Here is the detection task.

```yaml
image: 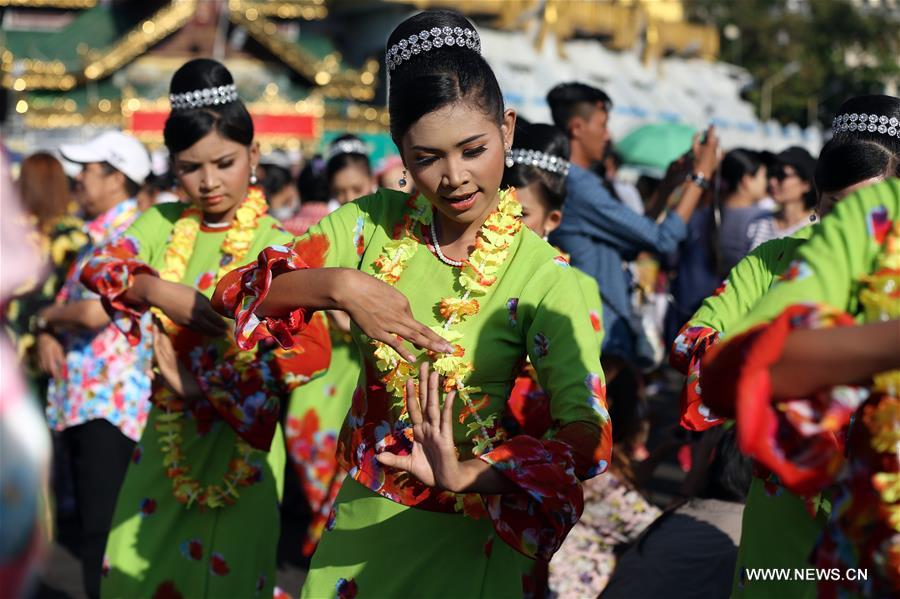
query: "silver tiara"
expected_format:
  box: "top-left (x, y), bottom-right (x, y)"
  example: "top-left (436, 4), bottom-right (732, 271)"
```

top-left (169, 84), bottom-right (239, 111)
top-left (327, 139), bottom-right (370, 161)
top-left (386, 26), bottom-right (481, 71)
top-left (509, 148), bottom-right (570, 177)
top-left (831, 112), bottom-right (900, 139)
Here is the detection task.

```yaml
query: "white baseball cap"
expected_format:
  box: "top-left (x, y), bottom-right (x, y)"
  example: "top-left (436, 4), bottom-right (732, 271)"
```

top-left (59, 131), bottom-right (151, 185)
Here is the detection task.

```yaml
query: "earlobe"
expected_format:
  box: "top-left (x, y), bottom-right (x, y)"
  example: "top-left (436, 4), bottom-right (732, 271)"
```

top-left (502, 108), bottom-right (517, 147)
top-left (545, 210), bottom-right (562, 235)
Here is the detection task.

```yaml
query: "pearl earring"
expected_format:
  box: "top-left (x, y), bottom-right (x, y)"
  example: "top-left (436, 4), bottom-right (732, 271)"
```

top-left (398, 169), bottom-right (407, 188)
top-left (249, 168), bottom-right (258, 186)
top-left (505, 148), bottom-right (514, 168)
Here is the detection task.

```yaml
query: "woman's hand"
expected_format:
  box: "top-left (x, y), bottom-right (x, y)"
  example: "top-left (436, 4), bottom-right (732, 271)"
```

top-left (692, 125), bottom-right (721, 177)
top-left (376, 363), bottom-right (463, 490)
top-left (36, 332), bottom-right (65, 379)
top-left (326, 309), bottom-right (352, 334)
top-left (337, 271), bottom-right (453, 362)
top-left (152, 322), bottom-right (203, 401)
top-left (140, 276), bottom-right (228, 337)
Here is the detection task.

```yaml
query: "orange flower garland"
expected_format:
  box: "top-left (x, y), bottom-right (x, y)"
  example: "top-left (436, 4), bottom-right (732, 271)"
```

top-left (859, 220), bottom-right (900, 538)
top-left (370, 188), bottom-right (522, 455)
top-left (153, 187), bottom-right (268, 510)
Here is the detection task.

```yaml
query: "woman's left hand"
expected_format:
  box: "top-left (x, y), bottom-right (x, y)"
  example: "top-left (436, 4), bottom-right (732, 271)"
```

top-left (375, 362), bottom-right (463, 491)
top-left (152, 321), bottom-right (203, 402)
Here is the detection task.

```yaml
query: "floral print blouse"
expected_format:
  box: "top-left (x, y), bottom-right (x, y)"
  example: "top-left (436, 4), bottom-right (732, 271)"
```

top-left (46, 199), bottom-right (153, 441)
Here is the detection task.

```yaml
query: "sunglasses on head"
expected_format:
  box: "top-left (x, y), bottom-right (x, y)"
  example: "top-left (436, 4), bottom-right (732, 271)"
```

top-left (771, 167), bottom-right (798, 182)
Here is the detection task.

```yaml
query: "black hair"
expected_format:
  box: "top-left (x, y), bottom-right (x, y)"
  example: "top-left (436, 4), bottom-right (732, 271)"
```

top-left (386, 10), bottom-right (504, 145)
top-left (163, 58), bottom-right (254, 154)
top-left (99, 161), bottom-right (140, 197)
top-left (325, 134), bottom-right (372, 183)
top-left (297, 154), bottom-right (329, 203)
top-left (636, 426), bottom-right (751, 556)
top-left (719, 148), bottom-right (764, 195)
top-left (501, 122), bottom-right (570, 210)
top-left (815, 95), bottom-right (900, 194)
top-left (605, 362), bottom-right (649, 489)
top-left (261, 164), bottom-right (294, 200)
top-left (774, 146), bottom-right (818, 210)
top-left (604, 147), bottom-right (623, 170)
top-left (546, 82), bottom-right (612, 134)
top-left (708, 150), bottom-right (764, 279)
top-left (700, 427), bottom-right (752, 502)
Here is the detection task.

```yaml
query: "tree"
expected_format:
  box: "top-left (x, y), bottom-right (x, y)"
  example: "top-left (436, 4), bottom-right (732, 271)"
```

top-left (687, 0), bottom-right (899, 127)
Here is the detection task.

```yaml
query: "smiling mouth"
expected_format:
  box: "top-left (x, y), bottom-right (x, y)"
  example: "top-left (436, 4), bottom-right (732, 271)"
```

top-left (442, 191), bottom-right (477, 203)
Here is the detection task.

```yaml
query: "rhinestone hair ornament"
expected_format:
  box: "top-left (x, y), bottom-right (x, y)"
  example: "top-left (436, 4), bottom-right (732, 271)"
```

top-left (832, 112), bottom-right (900, 140)
top-left (509, 148), bottom-right (570, 177)
top-left (386, 26), bottom-right (481, 72)
top-left (327, 138), bottom-right (370, 161)
top-left (169, 83), bottom-right (239, 111)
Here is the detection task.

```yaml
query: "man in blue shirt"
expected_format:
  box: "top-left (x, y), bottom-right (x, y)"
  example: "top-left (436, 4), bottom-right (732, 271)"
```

top-left (547, 82), bottom-right (716, 364)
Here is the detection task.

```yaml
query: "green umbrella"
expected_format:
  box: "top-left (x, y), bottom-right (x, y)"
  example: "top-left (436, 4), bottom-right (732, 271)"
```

top-left (615, 123), bottom-right (697, 173)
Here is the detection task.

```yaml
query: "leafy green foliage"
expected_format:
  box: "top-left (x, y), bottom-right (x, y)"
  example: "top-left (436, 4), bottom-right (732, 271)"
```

top-left (686, 0), bottom-right (899, 126)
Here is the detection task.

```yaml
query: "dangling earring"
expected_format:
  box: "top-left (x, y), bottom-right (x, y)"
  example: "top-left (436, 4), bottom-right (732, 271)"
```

top-left (505, 148), bottom-right (514, 168)
top-left (809, 213), bottom-right (817, 222)
top-left (398, 169), bottom-right (407, 188)
top-left (249, 167), bottom-right (258, 186)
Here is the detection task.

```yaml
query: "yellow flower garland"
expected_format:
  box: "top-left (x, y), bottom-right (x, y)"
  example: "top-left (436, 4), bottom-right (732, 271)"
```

top-left (153, 187), bottom-right (267, 510)
top-left (859, 220), bottom-right (900, 520)
top-left (370, 188), bottom-right (522, 456)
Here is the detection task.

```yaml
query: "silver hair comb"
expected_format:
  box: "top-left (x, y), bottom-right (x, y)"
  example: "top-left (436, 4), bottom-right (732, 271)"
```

top-left (386, 26), bottom-right (481, 72)
top-left (509, 148), bottom-right (570, 177)
top-left (832, 112), bottom-right (900, 139)
top-left (169, 84), bottom-right (239, 111)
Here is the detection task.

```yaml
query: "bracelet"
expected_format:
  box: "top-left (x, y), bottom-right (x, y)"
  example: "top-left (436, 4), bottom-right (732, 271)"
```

top-left (685, 171), bottom-right (711, 190)
top-left (30, 313), bottom-right (52, 335)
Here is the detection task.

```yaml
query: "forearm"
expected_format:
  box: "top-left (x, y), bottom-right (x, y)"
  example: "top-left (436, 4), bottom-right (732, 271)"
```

top-left (123, 273), bottom-right (160, 308)
top-left (42, 300), bottom-right (110, 331)
top-left (453, 459), bottom-right (519, 494)
top-left (673, 180), bottom-right (703, 223)
top-left (769, 319), bottom-right (900, 397)
top-left (256, 268), bottom-right (353, 317)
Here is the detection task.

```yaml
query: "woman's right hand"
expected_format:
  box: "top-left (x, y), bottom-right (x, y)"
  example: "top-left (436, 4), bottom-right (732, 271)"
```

top-left (337, 270), bottom-right (454, 362)
top-left (140, 276), bottom-right (228, 337)
top-left (692, 125), bottom-right (721, 177)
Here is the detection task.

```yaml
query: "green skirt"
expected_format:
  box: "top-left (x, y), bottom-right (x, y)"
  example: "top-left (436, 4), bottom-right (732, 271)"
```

top-left (731, 477), bottom-right (830, 598)
top-left (101, 404), bottom-right (286, 598)
top-left (300, 478), bottom-right (532, 598)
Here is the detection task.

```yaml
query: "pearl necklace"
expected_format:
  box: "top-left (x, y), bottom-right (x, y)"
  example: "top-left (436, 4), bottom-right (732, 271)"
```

top-left (202, 219), bottom-right (232, 229)
top-left (429, 219), bottom-right (464, 267)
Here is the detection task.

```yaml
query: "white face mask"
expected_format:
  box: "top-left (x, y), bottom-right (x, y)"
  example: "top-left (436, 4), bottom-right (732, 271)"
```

top-left (270, 205), bottom-right (298, 221)
top-left (327, 199), bottom-right (341, 213)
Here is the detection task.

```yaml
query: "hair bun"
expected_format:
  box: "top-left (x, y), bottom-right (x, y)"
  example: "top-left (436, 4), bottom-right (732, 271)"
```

top-left (169, 58), bottom-right (235, 96)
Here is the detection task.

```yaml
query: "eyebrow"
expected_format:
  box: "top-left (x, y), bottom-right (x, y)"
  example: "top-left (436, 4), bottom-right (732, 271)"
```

top-left (176, 152), bottom-right (237, 165)
top-left (412, 133), bottom-right (487, 152)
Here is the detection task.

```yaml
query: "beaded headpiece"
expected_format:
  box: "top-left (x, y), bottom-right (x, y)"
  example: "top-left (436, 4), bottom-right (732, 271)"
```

top-left (509, 148), bottom-right (570, 177)
top-left (169, 84), bottom-right (239, 111)
top-left (326, 138), bottom-right (370, 161)
top-left (832, 112), bottom-right (900, 139)
top-left (386, 26), bottom-right (481, 71)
